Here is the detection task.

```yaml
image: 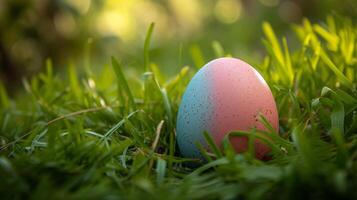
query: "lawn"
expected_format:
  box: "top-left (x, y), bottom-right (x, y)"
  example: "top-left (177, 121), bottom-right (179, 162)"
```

top-left (1, 16), bottom-right (357, 200)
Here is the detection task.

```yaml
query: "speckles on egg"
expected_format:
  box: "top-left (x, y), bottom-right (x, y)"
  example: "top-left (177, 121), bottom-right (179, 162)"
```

top-left (176, 57), bottom-right (279, 160)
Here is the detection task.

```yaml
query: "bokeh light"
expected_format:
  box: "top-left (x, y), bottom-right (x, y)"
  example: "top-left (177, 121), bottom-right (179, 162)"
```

top-left (0, 0), bottom-right (356, 89)
top-left (54, 12), bottom-right (77, 38)
top-left (214, 0), bottom-right (242, 24)
top-left (259, 0), bottom-right (280, 7)
top-left (65, 0), bottom-right (91, 14)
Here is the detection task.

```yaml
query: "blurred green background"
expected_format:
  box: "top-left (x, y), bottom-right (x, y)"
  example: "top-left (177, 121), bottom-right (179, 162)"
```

top-left (1, 0), bottom-right (356, 91)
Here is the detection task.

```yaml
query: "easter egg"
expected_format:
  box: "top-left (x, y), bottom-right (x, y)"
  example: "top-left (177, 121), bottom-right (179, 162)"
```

top-left (176, 57), bottom-right (279, 160)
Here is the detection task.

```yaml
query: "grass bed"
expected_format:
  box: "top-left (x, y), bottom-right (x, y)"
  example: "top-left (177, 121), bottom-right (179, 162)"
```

top-left (1, 16), bottom-right (357, 200)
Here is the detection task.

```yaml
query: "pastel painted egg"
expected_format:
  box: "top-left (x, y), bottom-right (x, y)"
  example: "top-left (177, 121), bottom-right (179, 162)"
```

top-left (176, 57), bottom-right (279, 160)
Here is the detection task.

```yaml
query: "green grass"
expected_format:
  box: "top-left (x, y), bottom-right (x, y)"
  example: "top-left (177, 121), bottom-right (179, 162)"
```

top-left (1, 16), bottom-right (357, 200)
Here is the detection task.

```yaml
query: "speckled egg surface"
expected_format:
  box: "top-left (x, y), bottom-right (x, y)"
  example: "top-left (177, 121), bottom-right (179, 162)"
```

top-left (176, 57), bottom-right (279, 159)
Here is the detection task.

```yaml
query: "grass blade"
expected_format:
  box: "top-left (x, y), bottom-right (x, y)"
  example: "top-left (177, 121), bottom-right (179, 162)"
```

top-left (331, 100), bottom-right (345, 135)
top-left (112, 57), bottom-right (136, 109)
top-left (203, 131), bottom-right (223, 158)
top-left (262, 22), bottom-right (285, 67)
top-left (0, 81), bottom-right (9, 108)
top-left (320, 51), bottom-right (353, 88)
top-left (156, 158), bottom-right (167, 184)
top-left (212, 40), bottom-right (225, 57)
top-left (144, 22), bottom-right (155, 71)
top-left (68, 63), bottom-right (81, 100)
top-left (189, 44), bottom-right (205, 69)
top-left (101, 110), bottom-right (139, 140)
top-left (282, 37), bottom-right (294, 84)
